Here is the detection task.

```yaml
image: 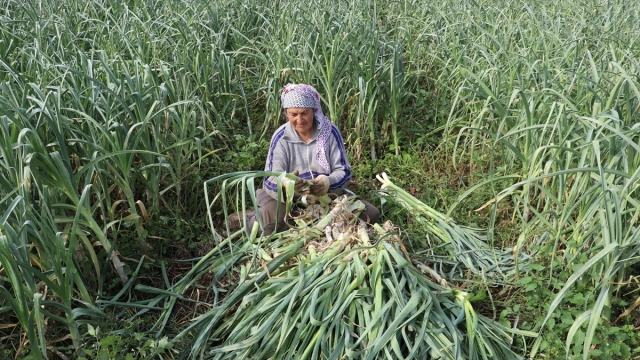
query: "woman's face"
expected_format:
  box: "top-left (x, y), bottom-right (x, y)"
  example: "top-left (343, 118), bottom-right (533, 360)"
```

top-left (285, 107), bottom-right (314, 135)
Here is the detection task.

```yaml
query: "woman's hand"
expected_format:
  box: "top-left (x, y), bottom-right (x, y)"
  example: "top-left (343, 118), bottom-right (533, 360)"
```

top-left (309, 175), bottom-right (330, 196)
top-left (292, 170), bottom-right (308, 194)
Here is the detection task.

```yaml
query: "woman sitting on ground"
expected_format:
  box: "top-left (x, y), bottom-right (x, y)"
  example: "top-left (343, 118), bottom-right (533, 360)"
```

top-left (242, 83), bottom-right (380, 235)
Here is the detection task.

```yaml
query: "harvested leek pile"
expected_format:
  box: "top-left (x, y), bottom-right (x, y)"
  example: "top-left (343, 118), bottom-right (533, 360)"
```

top-left (162, 172), bottom-right (535, 359)
top-left (128, 172), bottom-right (535, 358)
top-left (376, 173), bottom-right (533, 279)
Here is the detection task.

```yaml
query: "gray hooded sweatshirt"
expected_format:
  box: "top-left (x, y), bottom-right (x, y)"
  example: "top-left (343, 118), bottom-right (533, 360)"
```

top-left (263, 119), bottom-right (351, 200)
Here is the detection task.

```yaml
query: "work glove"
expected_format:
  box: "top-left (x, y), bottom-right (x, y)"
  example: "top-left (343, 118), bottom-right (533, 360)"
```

top-left (309, 175), bottom-right (330, 196)
top-left (291, 170), bottom-right (308, 194)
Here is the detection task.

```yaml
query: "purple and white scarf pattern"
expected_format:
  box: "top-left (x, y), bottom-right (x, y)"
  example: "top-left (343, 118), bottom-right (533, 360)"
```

top-left (281, 83), bottom-right (332, 173)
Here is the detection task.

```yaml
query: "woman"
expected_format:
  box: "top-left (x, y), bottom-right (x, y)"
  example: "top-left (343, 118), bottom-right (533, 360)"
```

top-left (244, 83), bottom-right (380, 235)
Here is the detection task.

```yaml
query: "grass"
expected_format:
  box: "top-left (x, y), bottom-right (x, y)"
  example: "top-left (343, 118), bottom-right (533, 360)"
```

top-left (1, 0), bottom-right (640, 358)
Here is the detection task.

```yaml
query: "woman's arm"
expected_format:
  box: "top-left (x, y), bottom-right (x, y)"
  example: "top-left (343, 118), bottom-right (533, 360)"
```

top-left (263, 126), bottom-right (290, 196)
top-left (326, 124), bottom-right (351, 191)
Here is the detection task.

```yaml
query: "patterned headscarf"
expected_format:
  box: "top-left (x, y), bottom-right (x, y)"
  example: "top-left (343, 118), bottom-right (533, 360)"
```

top-left (281, 83), bottom-right (332, 172)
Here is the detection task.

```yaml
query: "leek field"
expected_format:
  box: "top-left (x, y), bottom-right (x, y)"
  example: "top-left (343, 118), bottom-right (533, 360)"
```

top-left (1, 0), bottom-right (640, 358)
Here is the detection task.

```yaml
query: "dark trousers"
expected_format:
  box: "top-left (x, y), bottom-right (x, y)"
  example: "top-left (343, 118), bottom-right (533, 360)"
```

top-left (246, 189), bottom-right (381, 236)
